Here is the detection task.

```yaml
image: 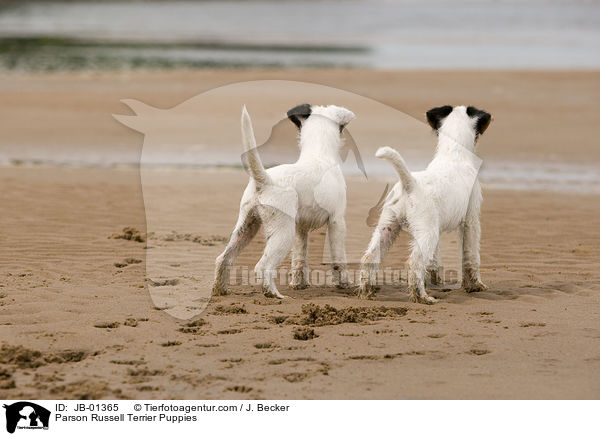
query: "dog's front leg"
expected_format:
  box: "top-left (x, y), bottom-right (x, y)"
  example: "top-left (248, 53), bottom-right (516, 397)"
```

top-left (426, 240), bottom-right (442, 287)
top-left (328, 216), bottom-right (349, 289)
top-left (460, 217), bottom-right (487, 293)
top-left (461, 184), bottom-right (487, 293)
top-left (290, 226), bottom-right (310, 290)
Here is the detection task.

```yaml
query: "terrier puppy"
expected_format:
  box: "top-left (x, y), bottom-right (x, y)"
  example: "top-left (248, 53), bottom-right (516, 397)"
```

top-left (359, 105), bottom-right (492, 304)
top-left (214, 104), bottom-right (355, 298)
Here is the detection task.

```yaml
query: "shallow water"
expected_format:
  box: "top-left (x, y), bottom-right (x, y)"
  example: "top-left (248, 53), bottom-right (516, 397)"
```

top-left (1, 0), bottom-right (599, 70)
top-left (2, 152), bottom-right (599, 195)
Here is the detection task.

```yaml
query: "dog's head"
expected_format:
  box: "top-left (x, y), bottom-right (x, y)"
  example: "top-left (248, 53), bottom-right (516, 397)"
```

top-left (287, 103), bottom-right (355, 136)
top-left (426, 105), bottom-right (492, 148)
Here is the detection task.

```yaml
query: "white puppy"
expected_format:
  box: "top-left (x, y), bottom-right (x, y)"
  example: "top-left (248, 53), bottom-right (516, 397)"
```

top-left (359, 105), bottom-right (492, 304)
top-left (214, 104), bottom-right (355, 298)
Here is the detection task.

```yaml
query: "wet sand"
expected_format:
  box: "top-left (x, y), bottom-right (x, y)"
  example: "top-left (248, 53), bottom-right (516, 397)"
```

top-left (1, 167), bottom-right (599, 399)
top-left (0, 69), bottom-right (599, 399)
top-left (1, 69), bottom-right (599, 164)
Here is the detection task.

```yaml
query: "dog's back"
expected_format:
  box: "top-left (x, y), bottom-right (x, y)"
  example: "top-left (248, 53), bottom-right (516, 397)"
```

top-left (416, 149), bottom-right (481, 231)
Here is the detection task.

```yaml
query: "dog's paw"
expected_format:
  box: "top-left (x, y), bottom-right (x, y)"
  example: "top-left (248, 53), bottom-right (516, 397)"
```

top-left (290, 279), bottom-right (310, 290)
top-left (264, 290), bottom-right (289, 299)
top-left (409, 295), bottom-right (437, 305)
top-left (357, 284), bottom-right (377, 299)
top-left (290, 271), bottom-right (309, 290)
top-left (212, 285), bottom-right (229, 296)
top-left (422, 295), bottom-right (437, 304)
top-left (357, 292), bottom-right (374, 300)
top-left (289, 281), bottom-right (309, 290)
top-left (409, 289), bottom-right (437, 305)
top-left (464, 281), bottom-right (488, 293)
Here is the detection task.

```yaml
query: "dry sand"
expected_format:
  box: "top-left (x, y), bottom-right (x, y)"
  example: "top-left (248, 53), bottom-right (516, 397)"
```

top-left (0, 70), bottom-right (599, 399)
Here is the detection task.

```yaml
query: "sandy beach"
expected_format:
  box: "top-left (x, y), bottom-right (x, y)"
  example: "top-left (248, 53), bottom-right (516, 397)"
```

top-left (0, 69), bottom-right (599, 399)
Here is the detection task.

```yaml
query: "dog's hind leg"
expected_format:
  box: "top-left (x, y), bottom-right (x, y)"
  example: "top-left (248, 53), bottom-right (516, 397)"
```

top-left (328, 216), bottom-right (349, 288)
top-left (213, 208), bottom-right (260, 296)
top-left (408, 227), bottom-right (439, 304)
top-left (255, 209), bottom-right (295, 299)
top-left (426, 240), bottom-right (442, 287)
top-left (358, 211), bottom-right (400, 299)
top-left (290, 226), bottom-right (310, 290)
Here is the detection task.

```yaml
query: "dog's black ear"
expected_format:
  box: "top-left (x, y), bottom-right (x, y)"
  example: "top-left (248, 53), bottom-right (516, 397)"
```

top-left (466, 106), bottom-right (492, 136)
top-left (287, 103), bottom-right (312, 130)
top-left (426, 105), bottom-right (453, 131)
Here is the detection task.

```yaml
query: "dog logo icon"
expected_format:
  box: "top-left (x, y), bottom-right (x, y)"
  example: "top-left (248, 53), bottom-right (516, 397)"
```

top-left (3, 402), bottom-right (50, 434)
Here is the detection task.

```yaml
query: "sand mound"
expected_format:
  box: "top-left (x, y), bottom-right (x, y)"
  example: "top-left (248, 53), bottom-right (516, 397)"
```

top-left (0, 345), bottom-right (90, 369)
top-left (109, 227), bottom-right (145, 243)
top-left (148, 231), bottom-right (227, 246)
top-left (293, 327), bottom-right (318, 340)
top-left (288, 304), bottom-right (408, 326)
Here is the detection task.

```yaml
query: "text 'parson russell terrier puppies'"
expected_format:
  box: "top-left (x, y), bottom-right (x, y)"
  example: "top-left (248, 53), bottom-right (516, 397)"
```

top-left (214, 104), bottom-right (355, 298)
top-left (359, 105), bottom-right (492, 304)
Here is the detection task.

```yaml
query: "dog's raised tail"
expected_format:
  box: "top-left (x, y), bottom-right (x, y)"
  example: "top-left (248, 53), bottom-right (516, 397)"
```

top-left (375, 146), bottom-right (415, 193)
top-left (241, 106), bottom-right (271, 185)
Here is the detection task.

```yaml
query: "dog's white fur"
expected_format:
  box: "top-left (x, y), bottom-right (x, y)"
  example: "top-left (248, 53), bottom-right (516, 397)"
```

top-left (214, 104), bottom-right (355, 298)
top-left (359, 105), bottom-right (491, 304)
